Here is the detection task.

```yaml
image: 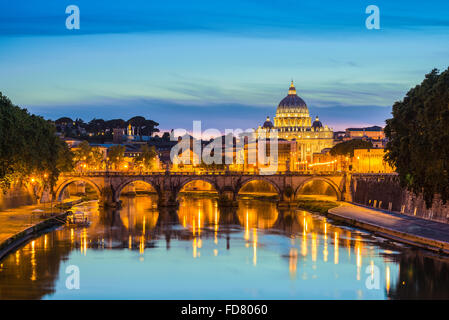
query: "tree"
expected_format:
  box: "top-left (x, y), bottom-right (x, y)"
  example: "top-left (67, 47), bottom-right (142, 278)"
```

top-left (55, 117), bottom-right (74, 125)
top-left (105, 119), bottom-right (126, 130)
top-left (162, 132), bottom-right (171, 141)
top-left (86, 118), bottom-right (106, 135)
top-left (73, 141), bottom-right (103, 170)
top-left (330, 139), bottom-right (373, 157)
top-left (133, 145), bottom-right (157, 171)
top-left (142, 119), bottom-right (160, 136)
top-left (384, 68), bottom-right (449, 207)
top-left (0, 92), bottom-right (74, 193)
top-left (108, 145), bottom-right (126, 170)
top-left (127, 116), bottom-right (160, 139)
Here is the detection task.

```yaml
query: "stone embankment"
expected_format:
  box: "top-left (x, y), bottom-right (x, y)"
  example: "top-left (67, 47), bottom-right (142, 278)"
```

top-left (0, 212), bottom-right (69, 261)
top-left (328, 203), bottom-right (449, 254)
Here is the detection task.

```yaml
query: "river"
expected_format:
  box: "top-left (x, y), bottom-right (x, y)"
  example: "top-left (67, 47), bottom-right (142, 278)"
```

top-left (1, 195), bottom-right (449, 299)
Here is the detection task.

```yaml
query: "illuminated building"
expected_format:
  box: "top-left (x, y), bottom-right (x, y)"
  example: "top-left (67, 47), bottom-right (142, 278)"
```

top-left (353, 148), bottom-right (394, 173)
top-left (172, 148), bottom-right (200, 172)
top-left (257, 81), bottom-right (334, 163)
top-left (346, 126), bottom-right (385, 140)
top-left (236, 139), bottom-right (298, 172)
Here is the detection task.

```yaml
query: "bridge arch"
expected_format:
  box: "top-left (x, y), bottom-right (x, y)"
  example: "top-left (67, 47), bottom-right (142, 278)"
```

top-left (115, 178), bottom-right (161, 201)
top-left (294, 177), bottom-right (342, 200)
top-left (54, 177), bottom-right (102, 202)
top-left (177, 178), bottom-right (220, 195)
top-left (237, 177), bottom-right (282, 198)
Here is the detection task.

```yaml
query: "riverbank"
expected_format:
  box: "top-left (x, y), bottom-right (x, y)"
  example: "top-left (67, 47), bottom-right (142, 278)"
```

top-left (296, 198), bottom-right (449, 255)
top-left (328, 203), bottom-right (449, 255)
top-left (0, 211), bottom-right (69, 261)
top-left (0, 197), bottom-right (85, 261)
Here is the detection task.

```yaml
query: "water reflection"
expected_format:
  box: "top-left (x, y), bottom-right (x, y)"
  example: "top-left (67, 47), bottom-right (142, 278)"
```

top-left (1, 195), bottom-right (449, 299)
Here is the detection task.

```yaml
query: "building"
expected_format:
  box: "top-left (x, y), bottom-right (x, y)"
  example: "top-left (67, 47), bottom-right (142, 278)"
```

top-left (257, 81), bottom-right (334, 163)
top-left (233, 139), bottom-right (298, 173)
top-left (353, 148), bottom-right (394, 173)
top-left (62, 137), bottom-right (83, 148)
top-left (346, 126), bottom-right (384, 140)
top-left (113, 128), bottom-right (125, 144)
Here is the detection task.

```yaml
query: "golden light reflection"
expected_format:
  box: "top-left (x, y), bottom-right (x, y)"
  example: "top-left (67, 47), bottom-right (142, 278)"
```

top-left (323, 219), bottom-right (328, 262)
top-left (120, 195), bottom-right (159, 232)
top-left (237, 201), bottom-right (278, 230)
top-left (386, 266), bottom-right (391, 294)
top-left (301, 231), bottom-right (307, 257)
top-left (356, 237), bottom-right (362, 280)
top-left (177, 198), bottom-right (218, 236)
top-left (324, 220), bottom-right (327, 237)
top-left (214, 208), bottom-right (218, 244)
top-left (30, 240), bottom-right (36, 281)
top-left (193, 237), bottom-right (197, 258)
top-left (244, 211), bottom-right (250, 241)
top-left (70, 228), bottom-right (74, 244)
top-left (81, 228), bottom-right (88, 256)
top-left (253, 228), bottom-right (258, 266)
top-left (312, 233), bottom-right (317, 262)
top-left (347, 231), bottom-right (351, 258)
top-left (334, 232), bottom-right (339, 265)
top-left (139, 235), bottom-right (145, 254)
top-left (289, 248), bottom-right (298, 278)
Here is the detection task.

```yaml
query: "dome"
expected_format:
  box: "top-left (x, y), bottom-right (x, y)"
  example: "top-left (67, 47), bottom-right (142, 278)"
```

top-left (276, 81), bottom-right (308, 114)
top-left (312, 116), bottom-right (323, 129)
top-left (262, 116), bottom-right (274, 129)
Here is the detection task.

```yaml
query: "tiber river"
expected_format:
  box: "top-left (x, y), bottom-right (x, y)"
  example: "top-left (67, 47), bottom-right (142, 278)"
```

top-left (1, 181), bottom-right (449, 299)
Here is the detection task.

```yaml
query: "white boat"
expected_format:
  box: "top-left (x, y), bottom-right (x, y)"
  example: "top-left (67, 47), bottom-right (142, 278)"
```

top-left (67, 211), bottom-right (90, 227)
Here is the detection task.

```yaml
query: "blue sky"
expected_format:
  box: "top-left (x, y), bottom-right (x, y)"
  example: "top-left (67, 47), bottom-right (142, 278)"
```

top-left (1, 1), bottom-right (448, 131)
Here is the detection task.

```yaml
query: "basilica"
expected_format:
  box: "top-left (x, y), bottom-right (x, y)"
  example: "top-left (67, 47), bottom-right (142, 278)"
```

top-left (257, 81), bottom-right (334, 163)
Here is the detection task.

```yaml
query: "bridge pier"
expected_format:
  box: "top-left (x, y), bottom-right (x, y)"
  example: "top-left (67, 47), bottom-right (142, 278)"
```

top-left (157, 190), bottom-right (179, 208)
top-left (99, 186), bottom-right (121, 208)
top-left (341, 173), bottom-right (353, 202)
top-left (218, 190), bottom-right (238, 207)
top-left (277, 200), bottom-right (298, 208)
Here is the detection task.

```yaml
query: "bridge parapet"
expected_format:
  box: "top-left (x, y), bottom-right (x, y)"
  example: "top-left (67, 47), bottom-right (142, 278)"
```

top-left (53, 171), bottom-right (348, 208)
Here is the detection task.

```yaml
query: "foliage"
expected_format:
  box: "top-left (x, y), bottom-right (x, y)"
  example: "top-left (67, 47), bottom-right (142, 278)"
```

top-left (384, 68), bottom-right (449, 207)
top-left (108, 145), bottom-right (126, 169)
top-left (0, 92), bottom-right (74, 192)
top-left (133, 145), bottom-right (157, 170)
top-left (54, 115), bottom-right (160, 143)
top-left (330, 139), bottom-right (373, 157)
top-left (73, 141), bottom-right (103, 169)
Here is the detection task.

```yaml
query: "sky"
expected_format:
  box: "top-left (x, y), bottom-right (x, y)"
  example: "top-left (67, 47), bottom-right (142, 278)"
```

top-left (1, 0), bottom-right (448, 132)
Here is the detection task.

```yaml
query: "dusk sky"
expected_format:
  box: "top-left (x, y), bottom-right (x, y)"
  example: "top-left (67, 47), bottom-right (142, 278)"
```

top-left (1, 0), bottom-right (448, 132)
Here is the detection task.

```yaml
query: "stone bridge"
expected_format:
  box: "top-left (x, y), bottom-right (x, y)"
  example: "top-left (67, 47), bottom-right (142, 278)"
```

top-left (51, 171), bottom-right (351, 208)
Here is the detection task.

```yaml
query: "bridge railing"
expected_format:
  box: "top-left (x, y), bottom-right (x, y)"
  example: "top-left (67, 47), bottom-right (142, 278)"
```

top-left (61, 170), bottom-right (346, 177)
